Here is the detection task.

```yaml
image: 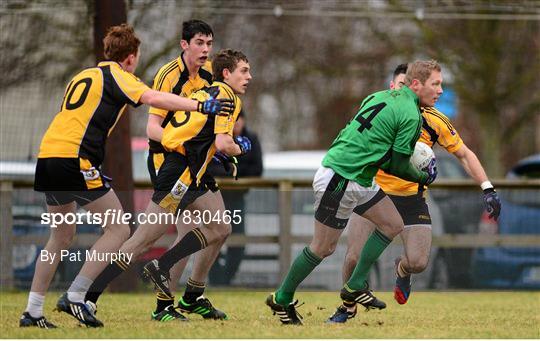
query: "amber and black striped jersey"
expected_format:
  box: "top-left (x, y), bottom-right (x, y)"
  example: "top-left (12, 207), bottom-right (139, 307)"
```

top-left (161, 81), bottom-right (241, 184)
top-left (38, 61), bottom-right (150, 165)
top-left (148, 53), bottom-right (213, 152)
top-left (376, 107), bottom-right (464, 195)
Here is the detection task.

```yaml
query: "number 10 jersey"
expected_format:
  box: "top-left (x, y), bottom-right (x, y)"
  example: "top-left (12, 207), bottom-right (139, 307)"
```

top-left (38, 61), bottom-right (150, 166)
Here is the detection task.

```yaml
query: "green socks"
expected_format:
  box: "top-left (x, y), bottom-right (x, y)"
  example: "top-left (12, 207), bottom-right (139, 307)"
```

top-left (274, 229), bottom-right (392, 304)
top-left (275, 247), bottom-right (322, 305)
top-left (346, 229), bottom-right (392, 290)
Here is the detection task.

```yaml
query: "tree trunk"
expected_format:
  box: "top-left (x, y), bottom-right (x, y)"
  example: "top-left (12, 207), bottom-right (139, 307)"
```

top-left (94, 0), bottom-right (137, 292)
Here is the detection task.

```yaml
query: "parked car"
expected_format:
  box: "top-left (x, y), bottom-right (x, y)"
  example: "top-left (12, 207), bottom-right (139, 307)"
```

top-left (471, 154), bottom-right (540, 289)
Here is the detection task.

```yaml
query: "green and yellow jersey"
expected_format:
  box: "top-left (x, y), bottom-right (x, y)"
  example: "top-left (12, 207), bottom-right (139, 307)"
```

top-left (376, 107), bottom-right (464, 195)
top-left (38, 61), bottom-right (150, 165)
top-left (161, 81), bottom-right (241, 184)
top-left (148, 53), bottom-right (213, 152)
top-left (322, 86), bottom-right (422, 187)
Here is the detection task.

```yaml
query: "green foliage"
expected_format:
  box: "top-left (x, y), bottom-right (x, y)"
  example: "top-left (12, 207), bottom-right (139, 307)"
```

top-left (2, 291), bottom-right (539, 338)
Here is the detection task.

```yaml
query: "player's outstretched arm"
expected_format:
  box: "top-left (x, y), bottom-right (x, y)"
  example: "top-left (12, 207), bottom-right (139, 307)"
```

top-left (452, 144), bottom-right (490, 184)
top-left (453, 144), bottom-right (501, 220)
top-left (140, 89), bottom-right (234, 116)
top-left (140, 89), bottom-right (199, 112)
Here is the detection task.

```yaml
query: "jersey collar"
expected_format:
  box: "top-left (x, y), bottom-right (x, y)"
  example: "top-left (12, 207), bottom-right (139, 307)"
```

top-left (98, 61), bottom-right (122, 69)
top-left (213, 81), bottom-right (235, 96)
top-left (402, 86), bottom-right (420, 107)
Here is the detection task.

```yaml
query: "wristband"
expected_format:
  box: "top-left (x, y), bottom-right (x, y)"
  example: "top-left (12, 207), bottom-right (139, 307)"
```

top-left (480, 181), bottom-right (493, 191)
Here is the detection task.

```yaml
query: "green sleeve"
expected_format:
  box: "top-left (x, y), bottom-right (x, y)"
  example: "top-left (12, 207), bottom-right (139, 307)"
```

top-left (393, 108), bottom-right (421, 155)
top-left (381, 150), bottom-right (428, 184)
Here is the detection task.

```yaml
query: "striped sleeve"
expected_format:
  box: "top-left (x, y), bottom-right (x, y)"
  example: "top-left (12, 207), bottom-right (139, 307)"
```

top-left (424, 107), bottom-right (463, 153)
top-left (109, 67), bottom-right (150, 107)
top-left (214, 86), bottom-right (239, 135)
top-left (148, 60), bottom-right (178, 117)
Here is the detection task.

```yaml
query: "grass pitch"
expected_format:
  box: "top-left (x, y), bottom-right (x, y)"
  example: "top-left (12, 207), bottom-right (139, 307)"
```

top-left (1, 290), bottom-right (539, 338)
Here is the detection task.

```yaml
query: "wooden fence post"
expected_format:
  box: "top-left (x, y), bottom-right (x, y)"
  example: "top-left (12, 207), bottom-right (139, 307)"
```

top-left (0, 181), bottom-right (14, 290)
top-left (278, 181), bottom-right (293, 281)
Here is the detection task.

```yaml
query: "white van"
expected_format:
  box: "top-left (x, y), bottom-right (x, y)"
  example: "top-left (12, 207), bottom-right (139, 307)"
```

top-left (263, 150), bottom-right (325, 179)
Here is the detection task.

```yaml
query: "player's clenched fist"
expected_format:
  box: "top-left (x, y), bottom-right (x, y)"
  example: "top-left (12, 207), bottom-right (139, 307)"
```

top-left (483, 188), bottom-right (501, 220)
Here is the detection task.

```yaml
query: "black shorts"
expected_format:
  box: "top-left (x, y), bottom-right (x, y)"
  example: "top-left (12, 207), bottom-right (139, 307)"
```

top-left (34, 158), bottom-right (110, 206)
top-left (147, 150), bottom-right (168, 189)
top-left (151, 152), bottom-right (218, 214)
top-left (352, 193), bottom-right (431, 226)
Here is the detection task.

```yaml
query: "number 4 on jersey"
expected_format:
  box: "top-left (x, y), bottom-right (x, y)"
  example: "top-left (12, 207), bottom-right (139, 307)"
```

top-left (352, 95), bottom-right (387, 133)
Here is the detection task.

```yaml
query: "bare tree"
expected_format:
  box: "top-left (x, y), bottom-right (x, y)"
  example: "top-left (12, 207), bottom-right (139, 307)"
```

top-left (0, 1), bottom-right (93, 91)
top-left (128, 1), bottom-right (395, 151)
top-left (5, 0), bottom-right (536, 172)
top-left (414, 16), bottom-right (540, 175)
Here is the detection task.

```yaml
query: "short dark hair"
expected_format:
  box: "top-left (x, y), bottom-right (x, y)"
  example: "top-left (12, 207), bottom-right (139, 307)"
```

top-left (393, 63), bottom-right (408, 78)
top-left (182, 19), bottom-right (213, 42)
top-left (212, 49), bottom-right (249, 82)
top-left (103, 24), bottom-right (140, 62)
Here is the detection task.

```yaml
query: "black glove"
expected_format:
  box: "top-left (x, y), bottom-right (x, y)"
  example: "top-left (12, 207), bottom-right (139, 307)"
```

top-left (234, 136), bottom-right (252, 156)
top-left (206, 86), bottom-right (220, 98)
top-left (483, 188), bottom-right (501, 220)
top-left (213, 151), bottom-right (238, 179)
top-left (197, 86), bottom-right (235, 117)
top-left (421, 158), bottom-right (437, 186)
top-left (197, 98), bottom-right (234, 116)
